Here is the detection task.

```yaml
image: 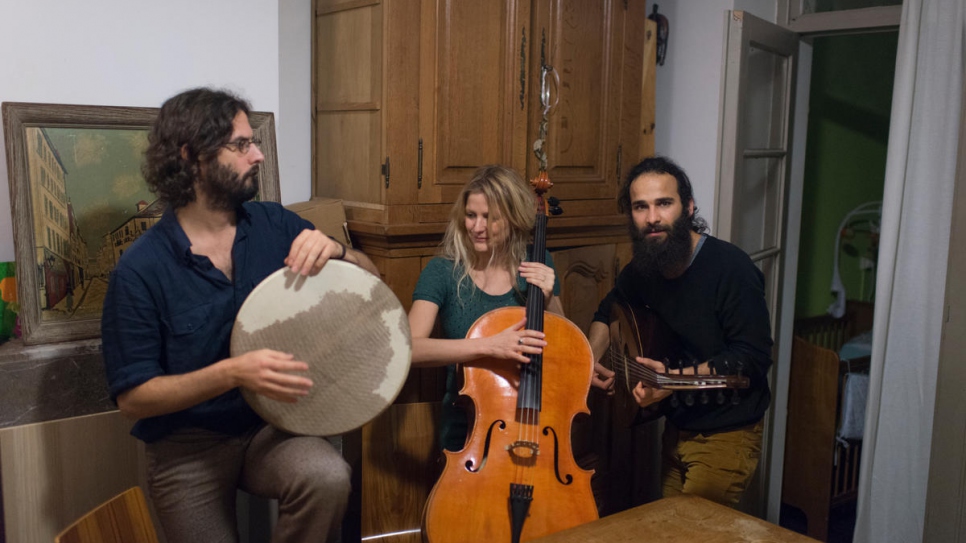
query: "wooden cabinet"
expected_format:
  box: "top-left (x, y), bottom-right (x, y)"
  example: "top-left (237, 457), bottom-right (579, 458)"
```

top-left (314, 0), bottom-right (651, 225)
top-left (313, 0), bottom-right (655, 368)
top-left (313, 1), bottom-right (656, 540)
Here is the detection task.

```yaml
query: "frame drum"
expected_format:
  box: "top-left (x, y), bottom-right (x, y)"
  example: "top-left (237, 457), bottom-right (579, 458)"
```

top-left (231, 260), bottom-right (411, 436)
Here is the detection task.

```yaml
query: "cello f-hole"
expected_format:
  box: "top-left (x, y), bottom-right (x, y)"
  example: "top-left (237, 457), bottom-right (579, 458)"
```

top-left (466, 419), bottom-right (506, 473)
top-left (542, 426), bottom-right (575, 485)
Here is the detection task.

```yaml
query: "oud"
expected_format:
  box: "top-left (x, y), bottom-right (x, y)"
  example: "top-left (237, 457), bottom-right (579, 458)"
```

top-left (605, 299), bottom-right (750, 427)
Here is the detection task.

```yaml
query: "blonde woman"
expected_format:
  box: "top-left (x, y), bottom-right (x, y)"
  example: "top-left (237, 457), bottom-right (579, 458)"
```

top-left (409, 165), bottom-right (563, 451)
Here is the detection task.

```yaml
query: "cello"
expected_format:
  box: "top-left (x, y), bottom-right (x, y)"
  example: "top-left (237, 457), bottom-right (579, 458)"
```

top-left (422, 171), bottom-right (598, 543)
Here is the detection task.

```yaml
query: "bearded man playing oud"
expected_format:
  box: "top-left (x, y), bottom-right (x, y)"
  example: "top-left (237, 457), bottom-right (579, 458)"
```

top-left (587, 156), bottom-right (773, 507)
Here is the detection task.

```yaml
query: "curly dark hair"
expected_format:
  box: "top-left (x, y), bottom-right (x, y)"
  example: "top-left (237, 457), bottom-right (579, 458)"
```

top-left (142, 88), bottom-right (252, 209)
top-left (617, 155), bottom-right (709, 234)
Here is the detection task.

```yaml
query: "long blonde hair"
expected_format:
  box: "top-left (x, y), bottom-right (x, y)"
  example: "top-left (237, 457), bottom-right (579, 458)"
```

top-left (440, 165), bottom-right (536, 299)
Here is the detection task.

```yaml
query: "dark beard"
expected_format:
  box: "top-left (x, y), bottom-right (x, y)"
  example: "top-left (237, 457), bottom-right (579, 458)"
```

top-left (629, 212), bottom-right (694, 278)
top-left (199, 162), bottom-right (259, 211)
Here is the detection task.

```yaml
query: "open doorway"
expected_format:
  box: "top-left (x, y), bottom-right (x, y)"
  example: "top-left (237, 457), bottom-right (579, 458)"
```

top-left (779, 30), bottom-right (899, 543)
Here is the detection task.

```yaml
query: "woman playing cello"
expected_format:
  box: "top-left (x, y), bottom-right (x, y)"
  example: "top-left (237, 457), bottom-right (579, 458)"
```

top-left (408, 164), bottom-right (562, 452)
top-left (413, 164), bottom-right (597, 542)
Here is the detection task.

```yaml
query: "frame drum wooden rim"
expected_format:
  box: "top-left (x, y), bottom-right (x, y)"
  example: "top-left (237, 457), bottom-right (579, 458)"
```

top-left (231, 261), bottom-right (411, 436)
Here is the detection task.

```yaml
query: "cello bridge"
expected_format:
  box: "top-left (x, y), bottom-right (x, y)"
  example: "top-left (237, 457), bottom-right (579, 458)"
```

top-left (506, 440), bottom-right (540, 460)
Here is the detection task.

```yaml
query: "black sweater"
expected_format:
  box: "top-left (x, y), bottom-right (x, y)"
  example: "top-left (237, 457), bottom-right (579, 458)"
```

top-left (594, 235), bottom-right (773, 433)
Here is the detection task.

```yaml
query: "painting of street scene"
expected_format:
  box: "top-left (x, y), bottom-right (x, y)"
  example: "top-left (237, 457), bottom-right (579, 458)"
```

top-left (25, 126), bottom-right (161, 322)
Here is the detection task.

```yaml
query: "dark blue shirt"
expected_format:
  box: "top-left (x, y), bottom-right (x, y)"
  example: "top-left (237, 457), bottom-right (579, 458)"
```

top-left (101, 202), bottom-right (313, 442)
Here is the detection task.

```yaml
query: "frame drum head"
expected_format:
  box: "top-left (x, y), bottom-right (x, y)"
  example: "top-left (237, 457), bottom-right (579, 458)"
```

top-left (231, 260), bottom-right (411, 436)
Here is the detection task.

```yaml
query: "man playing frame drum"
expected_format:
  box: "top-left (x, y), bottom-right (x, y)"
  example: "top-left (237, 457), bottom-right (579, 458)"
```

top-left (102, 87), bottom-right (379, 543)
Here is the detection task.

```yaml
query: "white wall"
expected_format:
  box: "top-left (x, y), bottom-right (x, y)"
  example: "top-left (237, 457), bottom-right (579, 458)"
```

top-left (654, 0), bottom-right (778, 232)
top-left (0, 0), bottom-right (315, 262)
top-left (654, 0), bottom-right (732, 230)
top-left (278, 0), bottom-right (313, 204)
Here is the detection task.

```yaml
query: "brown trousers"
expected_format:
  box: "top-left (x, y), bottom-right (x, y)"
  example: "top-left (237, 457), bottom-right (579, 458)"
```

top-left (145, 424), bottom-right (350, 543)
top-left (661, 419), bottom-right (764, 507)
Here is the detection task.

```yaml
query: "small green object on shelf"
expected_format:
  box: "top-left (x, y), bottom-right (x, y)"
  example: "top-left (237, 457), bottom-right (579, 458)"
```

top-left (0, 261), bottom-right (18, 341)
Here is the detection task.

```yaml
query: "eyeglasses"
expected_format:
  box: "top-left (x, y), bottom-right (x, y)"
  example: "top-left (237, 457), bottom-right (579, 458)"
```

top-left (223, 137), bottom-right (261, 154)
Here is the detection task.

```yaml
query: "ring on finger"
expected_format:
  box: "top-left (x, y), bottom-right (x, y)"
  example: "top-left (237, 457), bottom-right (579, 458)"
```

top-left (518, 338), bottom-right (525, 345)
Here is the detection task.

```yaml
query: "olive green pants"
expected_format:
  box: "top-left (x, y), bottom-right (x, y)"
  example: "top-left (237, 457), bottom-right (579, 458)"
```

top-left (661, 419), bottom-right (764, 507)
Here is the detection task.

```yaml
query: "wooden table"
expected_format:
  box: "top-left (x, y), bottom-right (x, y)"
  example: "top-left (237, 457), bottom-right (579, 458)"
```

top-left (531, 494), bottom-right (819, 542)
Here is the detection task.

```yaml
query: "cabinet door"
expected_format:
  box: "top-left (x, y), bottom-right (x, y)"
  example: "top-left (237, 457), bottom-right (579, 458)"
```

top-left (314, 0), bottom-right (387, 207)
top-left (527, 0), bottom-right (645, 202)
top-left (417, 0), bottom-right (532, 207)
top-left (551, 244), bottom-right (618, 334)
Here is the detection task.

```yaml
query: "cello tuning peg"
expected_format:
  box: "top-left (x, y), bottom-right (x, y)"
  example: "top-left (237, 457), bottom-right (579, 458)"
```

top-left (547, 196), bottom-right (560, 206)
top-left (549, 206), bottom-right (563, 216)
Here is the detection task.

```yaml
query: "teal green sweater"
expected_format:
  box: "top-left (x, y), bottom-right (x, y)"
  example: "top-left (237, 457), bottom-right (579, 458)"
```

top-left (412, 252), bottom-right (559, 451)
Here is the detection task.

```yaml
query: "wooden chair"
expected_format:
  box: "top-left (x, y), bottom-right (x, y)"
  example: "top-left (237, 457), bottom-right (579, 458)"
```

top-left (55, 487), bottom-right (159, 543)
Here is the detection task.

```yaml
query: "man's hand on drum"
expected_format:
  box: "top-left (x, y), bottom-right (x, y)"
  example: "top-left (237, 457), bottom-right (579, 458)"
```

top-left (229, 349), bottom-right (313, 403)
top-left (486, 317), bottom-right (546, 364)
top-left (285, 229), bottom-right (344, 276)
top-left (631, 356), bottom-right (673, 408)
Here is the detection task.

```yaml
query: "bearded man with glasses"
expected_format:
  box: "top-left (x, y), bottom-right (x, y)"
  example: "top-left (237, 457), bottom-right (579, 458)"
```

top-left (101, 87), bottom-right (377, 542)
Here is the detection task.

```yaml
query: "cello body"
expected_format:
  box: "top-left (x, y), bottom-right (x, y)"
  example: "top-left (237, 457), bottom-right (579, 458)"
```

top-left (422, 306), bottom-right (598, 543)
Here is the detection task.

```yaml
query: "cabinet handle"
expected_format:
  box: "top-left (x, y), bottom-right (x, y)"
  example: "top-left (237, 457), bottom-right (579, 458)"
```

top-left (540, 64), bottom-right (560, 116)
top-left (381, 156), bottom-right (390, 189)
top-left (519, 27), bottom-right (527, 110)
top-left (417, 139), bottom-right (423, 189)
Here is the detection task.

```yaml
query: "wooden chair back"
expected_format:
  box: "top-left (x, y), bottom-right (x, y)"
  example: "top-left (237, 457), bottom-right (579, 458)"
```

top-left (54, 487), bottom-right (158, 543)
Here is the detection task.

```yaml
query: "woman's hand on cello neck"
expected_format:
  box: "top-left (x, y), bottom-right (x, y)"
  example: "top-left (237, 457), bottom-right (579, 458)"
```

top-left (518, 261), bottom-right (557, 309)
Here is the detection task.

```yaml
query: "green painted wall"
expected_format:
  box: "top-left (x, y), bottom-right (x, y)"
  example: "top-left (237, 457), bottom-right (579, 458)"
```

top-left (795, 31), bottom-right (898, 318)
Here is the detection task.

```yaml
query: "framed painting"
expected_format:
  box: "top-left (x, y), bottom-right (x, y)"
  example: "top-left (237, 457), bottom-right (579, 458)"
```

top-left (2, 102), bottom-right (280, 345)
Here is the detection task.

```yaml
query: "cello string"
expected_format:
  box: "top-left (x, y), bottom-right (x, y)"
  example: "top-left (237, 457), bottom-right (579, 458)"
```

top-left (526, 277), bottom-right (542, 486)
top-left (523, 210), bottom-right (548, 488)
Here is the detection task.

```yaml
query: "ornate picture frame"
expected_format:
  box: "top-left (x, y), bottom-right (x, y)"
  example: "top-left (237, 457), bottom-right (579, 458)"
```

top-left (2, 102), bottom-right (280, 345)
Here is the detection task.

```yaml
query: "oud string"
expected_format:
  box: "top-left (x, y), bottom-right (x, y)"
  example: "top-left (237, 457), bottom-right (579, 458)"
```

top-left (605, 345), bottom-right (712, 388)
